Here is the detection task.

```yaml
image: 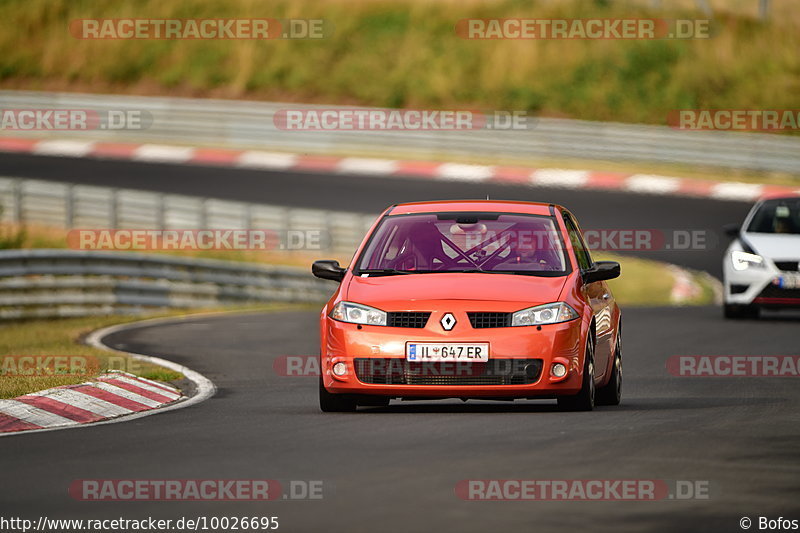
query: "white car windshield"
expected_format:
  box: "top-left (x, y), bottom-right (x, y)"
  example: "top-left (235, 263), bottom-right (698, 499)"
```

top-left (747, 198), bottom-right (800, 235)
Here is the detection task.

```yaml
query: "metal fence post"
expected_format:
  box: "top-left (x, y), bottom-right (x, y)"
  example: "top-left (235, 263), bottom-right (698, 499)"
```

top-left (200, 199), bottom-right (209, 228)
top-left (759, 0), bottom-right (770, 19)
top-left (157, 193), bottom-right (166, 229)
top-left (245, 204), bottom-right (253, 230)
top-left (65, 183), bottom-right (74, 228)
top-left (110, 189), bottom-right (119, 228)
top-left (12, 179), bottom-right (22, 225)
top-left (695, 0), bottom-right (712, 16)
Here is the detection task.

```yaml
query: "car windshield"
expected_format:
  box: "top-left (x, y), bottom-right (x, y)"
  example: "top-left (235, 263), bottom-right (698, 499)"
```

top-left (357, 212), bottom-right (568, 275)
top-left (746, 198), bottom-right (800, 235)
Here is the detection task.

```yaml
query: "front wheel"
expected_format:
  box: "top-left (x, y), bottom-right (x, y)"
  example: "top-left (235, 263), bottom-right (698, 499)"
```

top-left (723, 303), bottom-right (759, 320)
top-left (558, 335), bottom-right (595, 412)
top-left (319, 377), bottom-right (357, 412)
top-left (596, 332), bottom-right (622, 406)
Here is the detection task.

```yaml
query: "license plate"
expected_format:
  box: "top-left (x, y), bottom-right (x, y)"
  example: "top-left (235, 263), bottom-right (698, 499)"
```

top-left (406, 343), bottom-right (489, 362)
top-left (779, 273), bottom-right (800, 289)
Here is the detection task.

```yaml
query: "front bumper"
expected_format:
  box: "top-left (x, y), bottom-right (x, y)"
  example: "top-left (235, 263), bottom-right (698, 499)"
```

top-left (724, 259), bottom-right (800, 307)
top-left (321, 314), bottom-right (585, 398)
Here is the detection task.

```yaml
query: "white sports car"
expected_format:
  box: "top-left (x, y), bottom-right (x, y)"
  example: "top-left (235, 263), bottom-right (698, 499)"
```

top-left (723, 195), bottom-right (800, 319)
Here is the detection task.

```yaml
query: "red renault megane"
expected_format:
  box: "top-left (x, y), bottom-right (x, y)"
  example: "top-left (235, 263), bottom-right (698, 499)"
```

top-left (312, 200), bottom-right (622, 412)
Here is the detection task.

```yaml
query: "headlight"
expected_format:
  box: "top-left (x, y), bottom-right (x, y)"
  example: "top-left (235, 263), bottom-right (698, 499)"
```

top-left (731, 250), bottom-right (764, 271)
top-left (330, 302), bottom-right (387, 326)
top-left (511, 302), bottom-right (579, 326)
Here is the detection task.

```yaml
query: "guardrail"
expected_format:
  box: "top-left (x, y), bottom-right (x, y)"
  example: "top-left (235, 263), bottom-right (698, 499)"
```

top-left (0, 176), bottom-right (377, 255)
top-left (0, 249), bottom-right (334, 319)
top-left (0, 175), bottom-right (376, 319)
top-left (1, 91), bottom-right (798, 174)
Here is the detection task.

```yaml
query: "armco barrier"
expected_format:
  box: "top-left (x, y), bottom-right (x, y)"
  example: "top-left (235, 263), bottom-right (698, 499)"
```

top-left (0, 249), bottom-right (335, 319)
top-left (1, 91), bottom-right (798, 173)
top-left (0, 175), bottom-right (375, 318)
top-left (0, 176), bottom-right (377, 255)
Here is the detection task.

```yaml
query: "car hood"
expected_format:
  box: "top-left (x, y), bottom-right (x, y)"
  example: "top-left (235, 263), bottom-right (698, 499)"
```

top-left (742, 233), bottom-right (800, 259)
top-left (344, 273), bottom-right (568, 308)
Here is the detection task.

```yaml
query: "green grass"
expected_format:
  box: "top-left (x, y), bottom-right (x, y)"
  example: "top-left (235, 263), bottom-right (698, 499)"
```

top-left (0, 313), bottom-right (182, 399)
top-left (0, 0), bottom-right (797, 131)
top-left (598, 252), bottom-right (716, 307)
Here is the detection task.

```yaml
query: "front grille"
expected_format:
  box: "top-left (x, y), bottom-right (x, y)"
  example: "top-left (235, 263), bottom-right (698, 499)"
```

top-left (757, 285), bottom-right (800, 299)
top-left (386, 312), bottom-right (430, 328)
top-left (354, 358), bottom-right (543, 386)
top-left (774, 261), bottom-right (800, 272)
top-left (468, 312), bottom-right (512, 328)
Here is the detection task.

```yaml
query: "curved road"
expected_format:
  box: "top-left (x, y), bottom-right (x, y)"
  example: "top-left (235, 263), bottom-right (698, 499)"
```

top-left (0, 154), bottom-right (797, 532)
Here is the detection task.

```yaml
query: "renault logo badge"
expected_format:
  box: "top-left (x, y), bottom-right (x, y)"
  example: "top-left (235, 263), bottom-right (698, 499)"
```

top-left (440, 313), bottom-right (457, 331)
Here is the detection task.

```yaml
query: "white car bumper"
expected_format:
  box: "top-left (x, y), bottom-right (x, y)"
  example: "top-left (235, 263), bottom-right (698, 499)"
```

top-left (723, 247), bottom-right (800, 307)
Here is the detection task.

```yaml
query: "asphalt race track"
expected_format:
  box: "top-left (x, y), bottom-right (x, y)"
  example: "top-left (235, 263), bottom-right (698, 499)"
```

top-left (1, 153), bottom-right (798, 533)
top-left (2, 308), bottom-right (799, 532)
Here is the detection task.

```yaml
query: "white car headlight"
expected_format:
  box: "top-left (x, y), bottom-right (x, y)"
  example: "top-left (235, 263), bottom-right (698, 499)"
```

top-left (511, 302), bottom-right (579, 327)
top-left (330, 302), bottom-right (387, 326)
top-left (731, 250), bottom-right (765, 271)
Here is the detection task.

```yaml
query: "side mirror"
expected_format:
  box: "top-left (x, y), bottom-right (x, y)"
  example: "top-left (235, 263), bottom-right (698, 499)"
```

top-left (723, 223), bottom-right (740, 237)
top-left (583, 261), bottom-right (620, 284)
top-left (312, 260), bottom-right (346, 282)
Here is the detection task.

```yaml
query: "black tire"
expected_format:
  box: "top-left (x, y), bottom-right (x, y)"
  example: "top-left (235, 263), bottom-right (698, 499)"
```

top-left (723, 303), bottom-right (760, 320)
top-left (319, 377), bottom-right (357, 412)
top-left (596, 332), bottom-right (622, 406)
top-left (356, 395), bottom-right (391, 407)
top-left (558, 335), bottom-right (595, 412)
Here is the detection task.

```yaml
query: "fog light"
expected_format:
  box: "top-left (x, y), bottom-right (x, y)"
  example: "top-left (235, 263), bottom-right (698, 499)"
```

top-left (332, 362), bottom-right (347, 376)
top-left (551, 363), bottom-right (568, 378)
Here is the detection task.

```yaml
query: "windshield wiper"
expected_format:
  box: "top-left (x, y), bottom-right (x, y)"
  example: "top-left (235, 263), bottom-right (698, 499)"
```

top-left (357, 268), bottom-right (553, 276)
top-left (357, 269), bottom-right (416, 276)
top-left (447, 269), bottom-right (555, 276)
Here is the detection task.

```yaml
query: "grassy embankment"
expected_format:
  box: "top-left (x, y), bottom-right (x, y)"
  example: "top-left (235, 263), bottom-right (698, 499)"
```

top-left (2, 0), bottom-right (797, 126)
top-left (1, 0), bottom-right (797, 182)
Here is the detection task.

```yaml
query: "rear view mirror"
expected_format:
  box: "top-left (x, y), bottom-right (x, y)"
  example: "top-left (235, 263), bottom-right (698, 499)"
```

top-left (723, 223), bottom-right (740, 237)
top-left (583, 261), bottom-right (620, 284)
top-left (312, 260), bottom-right (346, 282)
